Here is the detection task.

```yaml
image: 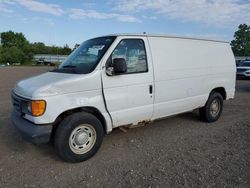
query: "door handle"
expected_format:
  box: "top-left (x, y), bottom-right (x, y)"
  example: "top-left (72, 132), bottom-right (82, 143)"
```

top-left (149, 85), bottom-right (153, 94)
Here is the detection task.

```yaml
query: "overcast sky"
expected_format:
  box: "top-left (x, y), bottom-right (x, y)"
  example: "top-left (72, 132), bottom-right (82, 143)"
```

top-left (0, 0), bottom-right (249, 48)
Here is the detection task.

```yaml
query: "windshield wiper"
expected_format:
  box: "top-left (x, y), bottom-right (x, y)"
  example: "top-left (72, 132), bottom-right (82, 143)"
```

top-left (51, 68), bottom-right (78, 74)
top-left (62, 65), bottom-right (77, 68)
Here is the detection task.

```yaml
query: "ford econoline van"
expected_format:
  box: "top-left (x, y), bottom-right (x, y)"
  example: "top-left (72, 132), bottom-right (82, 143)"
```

top-left (11, 34), bottom-right (236, 162)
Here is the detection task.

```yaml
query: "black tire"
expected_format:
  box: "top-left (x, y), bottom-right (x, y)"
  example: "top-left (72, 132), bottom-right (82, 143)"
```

top-left (54, 112), bottom-right (104, 163)
top-left (199, 92), bottom-right (223, 123)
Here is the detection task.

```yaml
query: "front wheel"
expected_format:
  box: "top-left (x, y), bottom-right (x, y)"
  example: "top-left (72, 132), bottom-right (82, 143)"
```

top-left (54, 112), bottom-right (104, 163)
top-left (199, 92), bottom-right (223, 123)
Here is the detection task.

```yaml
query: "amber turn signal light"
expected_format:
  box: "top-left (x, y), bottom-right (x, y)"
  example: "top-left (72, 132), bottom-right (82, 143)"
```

top-left (31, 100), bottom-right (46, 116)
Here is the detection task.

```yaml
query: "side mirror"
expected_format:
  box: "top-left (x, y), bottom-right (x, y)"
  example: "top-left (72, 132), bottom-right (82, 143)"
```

top-left (113, 58), bottom-right (127, 74)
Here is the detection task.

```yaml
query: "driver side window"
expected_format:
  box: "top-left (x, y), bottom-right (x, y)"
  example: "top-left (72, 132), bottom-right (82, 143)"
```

top-left (110, 39), bottom-right (148, 74)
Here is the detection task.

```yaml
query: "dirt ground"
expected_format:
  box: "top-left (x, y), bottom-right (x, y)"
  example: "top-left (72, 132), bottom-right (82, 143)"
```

top-left (0, 67), bottom-right (249, 187)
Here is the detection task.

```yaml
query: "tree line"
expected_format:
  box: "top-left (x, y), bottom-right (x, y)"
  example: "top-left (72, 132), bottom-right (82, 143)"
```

top-left (0, 24), bottom-right (249, 65)
top-left (231, 24), bottom-right (250, 57)
top-left (0, 31), bottom-right (72, 65)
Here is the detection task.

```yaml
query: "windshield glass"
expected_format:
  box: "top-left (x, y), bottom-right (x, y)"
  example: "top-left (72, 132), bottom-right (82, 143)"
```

top-left (53, 36), bottom-right (116, 74)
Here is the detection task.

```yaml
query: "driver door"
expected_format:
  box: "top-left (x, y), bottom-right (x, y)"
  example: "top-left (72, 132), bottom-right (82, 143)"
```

top-left (101, 37), bottom-right (154, 127)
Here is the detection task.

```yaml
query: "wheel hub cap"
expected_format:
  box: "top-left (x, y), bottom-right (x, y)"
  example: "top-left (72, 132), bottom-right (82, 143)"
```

top-left (210, 99), bottom-right (220, 117)
top-left (69, 124), bottom-right (97, 155)
top-left (75, 131), bottom-right (88, 145)
top-left (212, 103), bottom-right (218, 111)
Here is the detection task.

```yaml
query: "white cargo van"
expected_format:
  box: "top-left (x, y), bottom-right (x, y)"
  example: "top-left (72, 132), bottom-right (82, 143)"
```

top-left (11, 34), bottom-right (236, 162)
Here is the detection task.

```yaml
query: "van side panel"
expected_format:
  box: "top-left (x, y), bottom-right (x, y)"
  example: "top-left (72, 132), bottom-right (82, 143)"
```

top-left (148, 37), bottom-right (235, 120)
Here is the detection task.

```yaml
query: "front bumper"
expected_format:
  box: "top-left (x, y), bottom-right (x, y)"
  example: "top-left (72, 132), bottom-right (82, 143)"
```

top-left (11, 111), bottom-right (53, 144)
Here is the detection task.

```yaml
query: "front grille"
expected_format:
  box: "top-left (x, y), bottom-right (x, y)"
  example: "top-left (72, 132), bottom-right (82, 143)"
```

top-left (11, 92), bottom-right (29, 115)
top-left (12, 92), bottom-right (22, 113)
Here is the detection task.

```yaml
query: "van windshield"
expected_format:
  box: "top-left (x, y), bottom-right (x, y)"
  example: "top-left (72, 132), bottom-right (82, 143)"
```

top-left (52, 36), bottom-right (116, 74)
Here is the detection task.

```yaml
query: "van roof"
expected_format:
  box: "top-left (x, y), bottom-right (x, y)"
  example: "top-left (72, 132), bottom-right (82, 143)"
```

top-left (101, 33), bottom-right (228, 44)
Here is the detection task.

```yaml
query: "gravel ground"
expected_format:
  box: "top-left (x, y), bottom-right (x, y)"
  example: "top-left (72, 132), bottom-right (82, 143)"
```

top-left (0, 67), bottom-right (249, 187)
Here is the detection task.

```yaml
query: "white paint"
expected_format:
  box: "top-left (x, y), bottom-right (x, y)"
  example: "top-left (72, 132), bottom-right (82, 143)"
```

top-left (101, 36), bottom-right (154, 127)
top-left (13, 34), bottom-right (236, 133)
top-left (147, 36), bottom-right (235, 120)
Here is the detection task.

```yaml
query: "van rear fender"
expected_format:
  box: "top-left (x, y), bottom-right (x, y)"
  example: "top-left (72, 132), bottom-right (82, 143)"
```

top-left (210, 87), bottom-right (226, 100)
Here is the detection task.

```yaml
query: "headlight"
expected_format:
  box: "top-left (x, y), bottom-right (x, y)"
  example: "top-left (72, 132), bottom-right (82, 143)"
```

top-left (27, 101), bottom-right (32, 113)
top-left (26, 100), bottom-right (46, 117)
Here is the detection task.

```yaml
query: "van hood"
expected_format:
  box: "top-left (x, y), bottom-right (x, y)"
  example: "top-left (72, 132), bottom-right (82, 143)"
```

top-left (14, 71), bottom-right (101, 99)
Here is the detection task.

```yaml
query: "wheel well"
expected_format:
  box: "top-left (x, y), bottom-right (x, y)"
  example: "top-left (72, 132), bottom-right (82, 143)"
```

top-left (51, 107), bottom-right (107, 138)
top-left (211, 87), bottom-right (226, 100)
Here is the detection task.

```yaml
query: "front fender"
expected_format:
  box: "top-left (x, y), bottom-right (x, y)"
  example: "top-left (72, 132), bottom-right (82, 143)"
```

top-left (25, 90), bottom-right (113, 133)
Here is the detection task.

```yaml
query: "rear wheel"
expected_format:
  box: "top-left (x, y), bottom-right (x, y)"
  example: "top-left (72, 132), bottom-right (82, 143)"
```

top-left (199, 92), bottom-right (223, 122)
top-left (54, 112), bottom-right (104, 162)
